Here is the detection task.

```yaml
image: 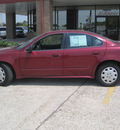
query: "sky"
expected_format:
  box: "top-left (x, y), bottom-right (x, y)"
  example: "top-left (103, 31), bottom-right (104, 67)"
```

top-left (0, 13), bottom-right (27, 24)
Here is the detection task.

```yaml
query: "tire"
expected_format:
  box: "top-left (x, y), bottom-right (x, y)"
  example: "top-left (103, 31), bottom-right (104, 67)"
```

top-left (0, 63), bottom-right (13, 86)
top-left (96, 63), bottom-right (120, 87)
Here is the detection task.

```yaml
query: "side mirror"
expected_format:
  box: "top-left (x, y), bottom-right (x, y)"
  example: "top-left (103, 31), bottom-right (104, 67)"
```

top-left (26, 45), bottom-right (33, 53)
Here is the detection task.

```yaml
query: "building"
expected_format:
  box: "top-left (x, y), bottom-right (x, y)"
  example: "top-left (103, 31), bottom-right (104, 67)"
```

top-left (0, 0), bottom-right (120, 40)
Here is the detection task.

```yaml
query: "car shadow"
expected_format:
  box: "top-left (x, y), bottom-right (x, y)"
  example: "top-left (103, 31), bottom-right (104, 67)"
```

top-left (11, 78), bottom-right (88, 86)
top-left (10, 78), bottom-right (120, 87)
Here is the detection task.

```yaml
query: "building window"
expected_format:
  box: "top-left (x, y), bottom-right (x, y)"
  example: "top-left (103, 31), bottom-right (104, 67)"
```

top-left (28, 9), bottom-right (36, 32)
top-left (53, 8), bottom-right (67, 30)
top-left (53, 5), bottom-right (120, 40)
top-left (53, 6), bottom-right (95, 32)
top-left (77, 6), bottom-right (95, 32)
top-left (95, 5), bottom-right (120, 40)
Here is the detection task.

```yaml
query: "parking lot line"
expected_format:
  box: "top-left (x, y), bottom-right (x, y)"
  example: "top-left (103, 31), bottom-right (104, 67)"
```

top-left (102, 87), bottom-right (115, 105)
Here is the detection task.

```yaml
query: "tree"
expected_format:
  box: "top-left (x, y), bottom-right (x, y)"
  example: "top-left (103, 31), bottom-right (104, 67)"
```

top-left (23, 20), bottom-right (27, 26)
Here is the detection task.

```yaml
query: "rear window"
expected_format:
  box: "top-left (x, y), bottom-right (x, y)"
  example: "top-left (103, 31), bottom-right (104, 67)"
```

top-left (16, 27), bottom-right (23, 31)
top-left (0, 28), bottom-right (6, 31)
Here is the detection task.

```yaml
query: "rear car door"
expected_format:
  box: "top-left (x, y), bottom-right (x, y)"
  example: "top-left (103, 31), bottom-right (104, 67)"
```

top-left (64, 33), bottom-right (107, 77)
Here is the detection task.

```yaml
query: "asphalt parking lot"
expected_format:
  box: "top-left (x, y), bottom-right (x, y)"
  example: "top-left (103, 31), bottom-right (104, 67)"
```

top-left (0, 78), bottom-right (120, 130)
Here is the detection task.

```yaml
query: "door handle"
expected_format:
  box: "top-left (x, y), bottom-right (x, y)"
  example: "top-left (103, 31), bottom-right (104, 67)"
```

top-left (52, 54), bottom-right (60, 57)
top-left (92, 52), bottom-right (100, 55)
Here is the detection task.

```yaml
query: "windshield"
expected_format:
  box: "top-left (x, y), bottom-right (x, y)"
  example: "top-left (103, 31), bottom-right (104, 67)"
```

top-left (98, 34), bottom-right (118, 44)
top-left (88, 31), bottom-right (118, 44)
top-left (15, 34), bottom-right (44, 50)
top-left (99, 34), bottom-right (117, 43)
top-left (104, 37), bottom-right (118, 44)
top-left (23, 27), bottom-right (28, 30)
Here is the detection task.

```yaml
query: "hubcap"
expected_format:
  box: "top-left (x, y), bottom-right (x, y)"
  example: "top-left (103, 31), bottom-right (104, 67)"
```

top-left (101, 67), bottom-right (118, 84)
top-left (0, 67), bottom-right (5, 83)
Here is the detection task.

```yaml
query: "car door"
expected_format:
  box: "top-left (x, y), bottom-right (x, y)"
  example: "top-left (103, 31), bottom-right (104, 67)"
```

top-left (64, 33), bottom-right (107, 76)
top-left (20, 34), bottom-right (64, 76)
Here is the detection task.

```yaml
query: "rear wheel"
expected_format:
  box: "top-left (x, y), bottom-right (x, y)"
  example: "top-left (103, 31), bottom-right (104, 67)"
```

top-left (0, 63), bottom-right (13, 86)
top-left (96, 63), bottom-right (120, 86)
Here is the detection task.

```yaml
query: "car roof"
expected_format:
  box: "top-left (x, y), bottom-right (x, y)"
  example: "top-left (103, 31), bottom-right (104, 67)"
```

top-left (46, 30), bottom-right (101, 38)
top-left (46, 30), bottom-right (96, 35)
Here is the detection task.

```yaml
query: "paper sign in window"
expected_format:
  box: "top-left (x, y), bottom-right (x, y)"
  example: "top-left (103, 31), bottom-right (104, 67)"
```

top-left (70, 35), bottom-right (87, 47)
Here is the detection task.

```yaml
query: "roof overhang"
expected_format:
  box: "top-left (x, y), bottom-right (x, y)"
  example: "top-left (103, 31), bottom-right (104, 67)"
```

top-left (0, 0), bottom-right (36, 4)
top-left (0, 0), bottom-right (120, 6)
top-left (53, 0), bottom-right (120, 6)
top-left (0, 0), bottom-right (119, 15)
top-left (0, 1), bottom-right (36, 15)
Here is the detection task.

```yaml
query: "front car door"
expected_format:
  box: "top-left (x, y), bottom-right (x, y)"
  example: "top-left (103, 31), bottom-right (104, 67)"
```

top-left (20, 33), bottom-right (64, 76)
top-left (64, 33), bottom-right (107, 77)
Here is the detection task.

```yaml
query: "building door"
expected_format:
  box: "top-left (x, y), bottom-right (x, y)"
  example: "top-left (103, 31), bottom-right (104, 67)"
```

top-left (96, 17), bottom-right (119, 40)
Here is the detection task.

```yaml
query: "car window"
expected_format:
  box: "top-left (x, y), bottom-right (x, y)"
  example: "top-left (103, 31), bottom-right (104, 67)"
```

top-left (92, 37), bottom-right (103, 46)
top-left (33, 34), bottom-right (63, 50)
top-left (66, 33), bottom-right (103, 49)
top-left (16, 27), bottom-right (23, 31)
top-left (66, 33), bottom-right (92, 48)
top-left (0, 28), bottom-right (6, 31)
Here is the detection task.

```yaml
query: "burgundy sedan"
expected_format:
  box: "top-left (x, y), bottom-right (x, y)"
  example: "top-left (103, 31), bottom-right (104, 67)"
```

top-left (0, 30), bottom-right (120, 86)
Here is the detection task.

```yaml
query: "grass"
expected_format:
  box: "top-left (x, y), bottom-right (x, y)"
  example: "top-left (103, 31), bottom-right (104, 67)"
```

top-left (0, 40), bottom-right (19, 47)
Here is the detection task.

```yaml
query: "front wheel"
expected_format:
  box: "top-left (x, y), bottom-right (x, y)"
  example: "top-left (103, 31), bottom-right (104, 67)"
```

top-left (96, 63), bottom-right (120, 86)
top-left (0, 64), bottom-right (13, 86)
